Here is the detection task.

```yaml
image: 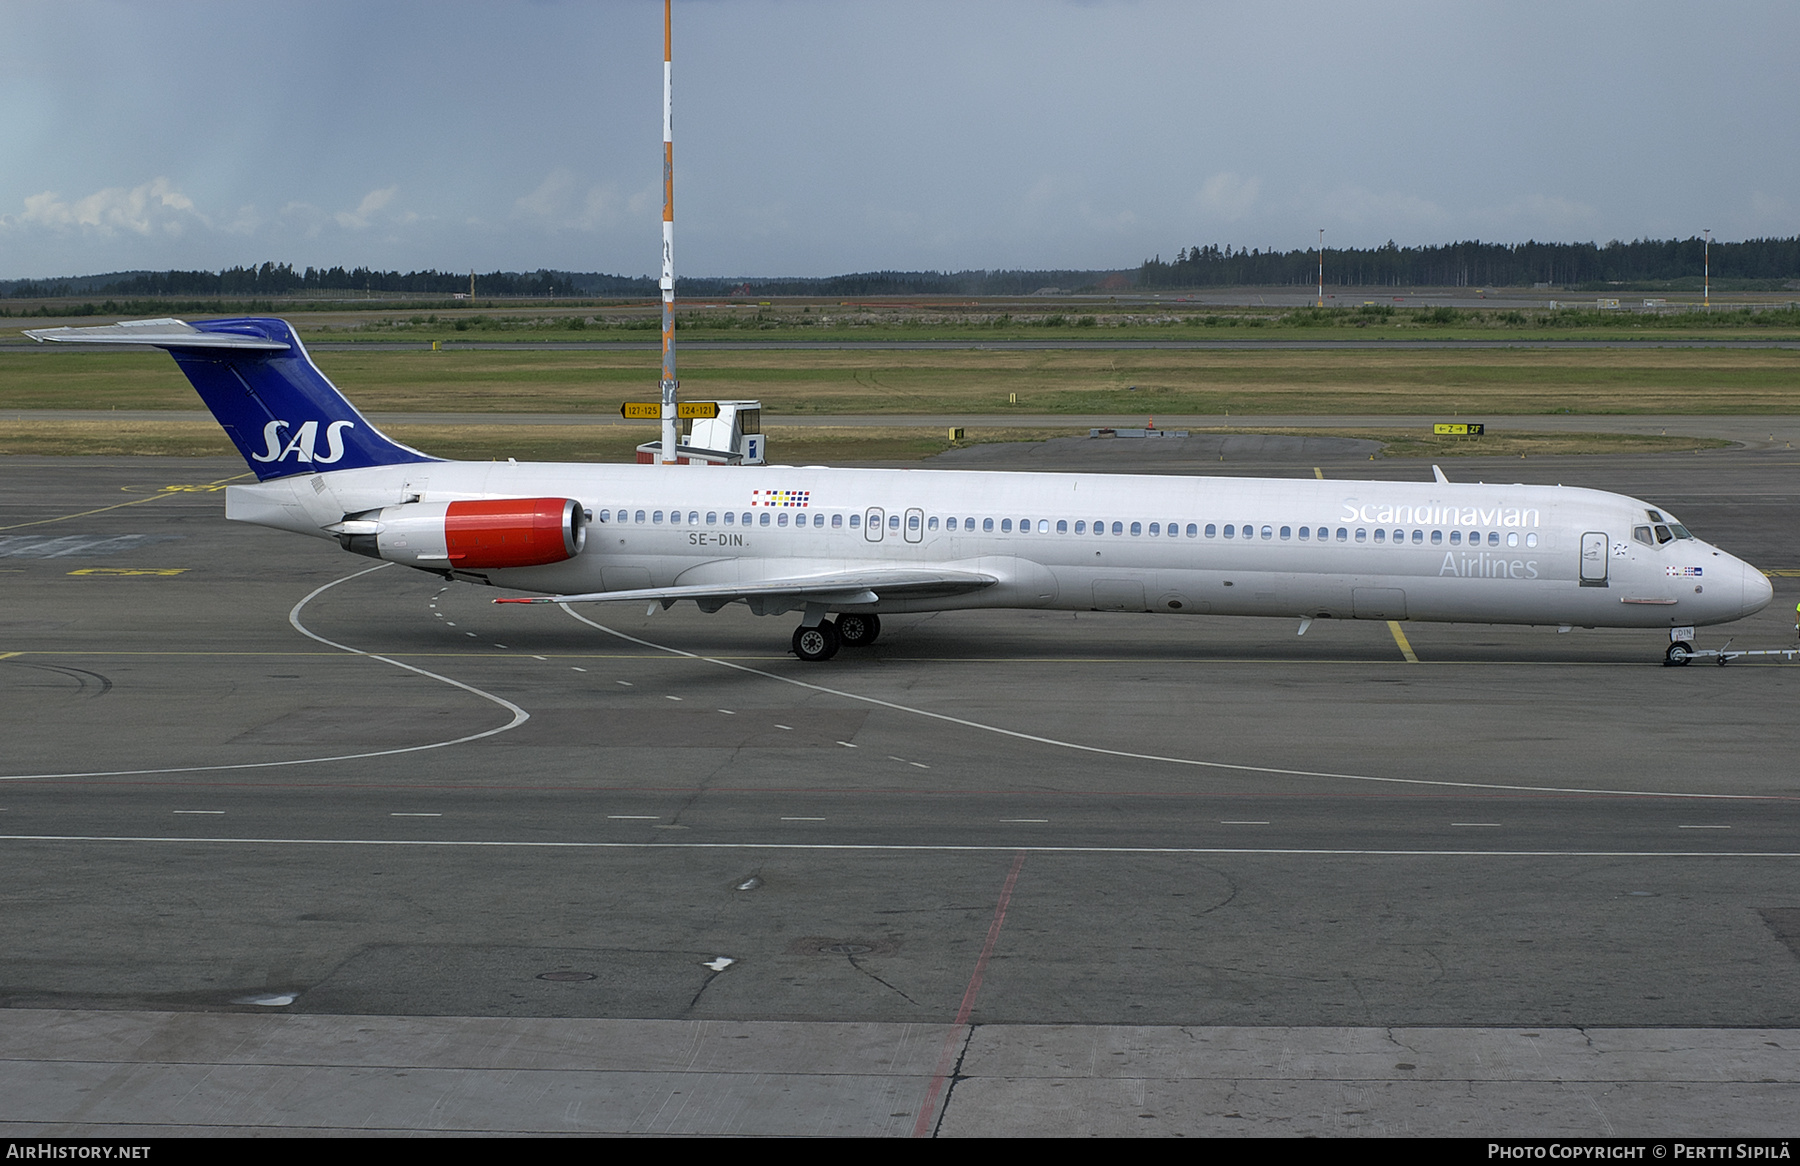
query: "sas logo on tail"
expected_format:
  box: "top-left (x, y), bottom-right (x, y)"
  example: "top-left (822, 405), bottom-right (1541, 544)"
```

top-left (251, 420), bottom-right (355, 464)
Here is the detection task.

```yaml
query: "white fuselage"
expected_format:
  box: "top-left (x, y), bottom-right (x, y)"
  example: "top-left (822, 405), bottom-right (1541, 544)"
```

top-left (227, 460), bottom-right (1773, 630)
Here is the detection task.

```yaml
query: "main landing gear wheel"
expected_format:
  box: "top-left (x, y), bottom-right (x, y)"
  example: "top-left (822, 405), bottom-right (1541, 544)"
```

top-left (1665, 641), bottom-right (1693, 666)
top-left (835, 612), bottom-right (881, 647)
top-left (792, 621), bottom-right (841, 662)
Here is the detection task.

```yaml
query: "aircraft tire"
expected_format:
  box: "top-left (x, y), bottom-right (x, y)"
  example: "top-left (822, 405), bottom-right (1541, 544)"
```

top-left (1665, 641), bottom-right (1693, 666)
top-left (793, 621), bottom-right (841, 662)
top-left (835, 613), bottom-right (881, 647)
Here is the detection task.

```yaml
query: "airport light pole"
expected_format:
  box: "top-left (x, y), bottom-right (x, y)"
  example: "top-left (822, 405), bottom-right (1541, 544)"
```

top-left (659, 0), bottom-right (679, 464)
top-left (1703, 228), bottom-right (1711, 310)
top-left (1317, 229), bottom-right (1324, 307)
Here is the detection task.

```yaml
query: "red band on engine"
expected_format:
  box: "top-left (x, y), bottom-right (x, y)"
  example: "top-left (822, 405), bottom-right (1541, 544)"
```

top-left (444, 498), bottom-right (583, 568)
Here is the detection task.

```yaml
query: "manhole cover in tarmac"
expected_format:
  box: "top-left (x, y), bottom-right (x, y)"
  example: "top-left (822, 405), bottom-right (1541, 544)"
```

top-left (536, 971), bottom-right (597, 982)
top-left (819, 944), bottom-right (873, 955)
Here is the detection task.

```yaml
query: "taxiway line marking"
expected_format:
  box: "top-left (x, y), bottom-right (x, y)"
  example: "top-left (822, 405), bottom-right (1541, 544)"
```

top-left (1387, 621), bottom-right (1419, 663)
top-left (558, 608), bottom-right (1787, 803)
top-left (0, 477), bottom-right (248, 531)
top-left (1313, 467), bottom-right (1324, 480)
top-left (3, 835), bottom-right (1797, 859)
top-left (916, 849), bottom-right (1026, 1138)
top-left (0, 565), bottom-right (530, 782)
top-left (0, 652), bottom-right (20, 661)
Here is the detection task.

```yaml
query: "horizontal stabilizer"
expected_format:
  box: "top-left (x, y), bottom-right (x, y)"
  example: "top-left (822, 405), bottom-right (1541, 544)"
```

top-left (24, 319), bottom-right (289, 350)
top-left (494, 567), bottom-right (997, 608)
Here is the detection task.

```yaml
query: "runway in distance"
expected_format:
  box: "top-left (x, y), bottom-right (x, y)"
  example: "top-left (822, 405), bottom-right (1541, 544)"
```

top-left (25, 315), bottom-right (1776, 664)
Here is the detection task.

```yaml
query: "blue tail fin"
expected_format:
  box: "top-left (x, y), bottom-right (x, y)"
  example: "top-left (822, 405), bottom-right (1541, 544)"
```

top-left (26, 316), bottom-right (439, 480)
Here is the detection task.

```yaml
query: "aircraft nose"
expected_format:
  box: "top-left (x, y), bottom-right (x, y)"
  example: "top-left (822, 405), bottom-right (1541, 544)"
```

top-left (1742, 559), bottom-right (1774, 617)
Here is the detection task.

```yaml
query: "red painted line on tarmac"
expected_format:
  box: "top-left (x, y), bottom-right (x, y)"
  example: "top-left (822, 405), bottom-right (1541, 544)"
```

top-left (913, 848), bottom-right (1027, 1138)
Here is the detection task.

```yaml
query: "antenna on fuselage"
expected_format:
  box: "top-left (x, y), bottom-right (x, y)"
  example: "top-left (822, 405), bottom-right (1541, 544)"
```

top-left (658, 0), bottom-right (679, 465)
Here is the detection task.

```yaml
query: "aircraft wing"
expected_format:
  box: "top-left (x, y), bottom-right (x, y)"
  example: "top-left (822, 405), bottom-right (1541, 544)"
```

top-left (494, 566), bottom-right (997, 608)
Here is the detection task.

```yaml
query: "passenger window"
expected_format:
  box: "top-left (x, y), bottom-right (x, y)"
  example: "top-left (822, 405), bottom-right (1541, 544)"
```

top-left (984, 518), bottom-right (995, 532)
top-left (1205, 524), bottom-right (1217, 538)
top-left (1130, 522), bottom-right (1142, 536)
top-left (1526, 532), bottom-right (1538, 548)
top-left (815, 513), bottom-right (825, 528)
top-left (1431, 530), bottom-right (1442, 545)
top-left (1507, 532), bottom-right (1518, 547)
top-left (1298, 526), bottom-right (1309, 540)
top-left (1374, 529), bottom-right (1386, 543)
top-left (1449, 530), bottom-right (1460, 545)
top-left (1148, 523), bottom-right (1160, 536)
top-left (1224, 524), bottom-right (1235, 538)
top-left (777, 513), bottom-right (788, 527)
top-left (653, 511), bottom-right (664, 524)
top-left (689, 511), bottom-right (699, 525)
top-left (1412, 530), bottom-right (1423, 544)
top-left (889, 514), bottom-right (900, 530)
top-left (1056, 520), bottom-right (1067, 533)
top-left (1280, 526), bottom-right (1291, 540)
top-left (833, 513), bottom-right (843, 528)
top-left (723, 511), bottom-right (733, 525)
top-left (1336, 528), bottom-right (1347, 541)
top-left (929, 516), bottom-right (939, 531)
top-left (1355, 529), bottom-right (1367, 542)
top-left (850, 513), bottom-right (860, 528)
top-left (705, 512), bottom-right (716, 524)
top-left (1261, 525), bottom-right (1273, 540)
top-left (741, 512), bottom-right (751, 526)
top-left (1186, 523), bottom-right (1197, 537)
top-left (1487, 532), bottom-right (1499, 546)
top-left (1075, 520), bottom-right (1085, 533)
top-left (1111, 521), bottom-right (1123, 535)
top-left (1002, 519), bottom-right (1013, 533)
top-left (909, 513), bottom-right (921, 531)
top-left (1039, 519), bottom-right (1050, 534)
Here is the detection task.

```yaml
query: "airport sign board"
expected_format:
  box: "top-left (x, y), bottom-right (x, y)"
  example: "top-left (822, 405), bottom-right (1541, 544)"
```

top-left (620, 402), bottom-right (720, 420)
top-left (1433, 423), bottom-right (1484, 435)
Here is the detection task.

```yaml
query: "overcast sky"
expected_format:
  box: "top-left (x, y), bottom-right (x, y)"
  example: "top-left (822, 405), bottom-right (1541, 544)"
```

top-left (2, 0), bottom-right (1794, 280)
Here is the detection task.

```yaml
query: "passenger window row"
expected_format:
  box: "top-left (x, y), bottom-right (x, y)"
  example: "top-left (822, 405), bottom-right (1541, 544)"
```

top-left (589, 508), bottom-right (1538, 548)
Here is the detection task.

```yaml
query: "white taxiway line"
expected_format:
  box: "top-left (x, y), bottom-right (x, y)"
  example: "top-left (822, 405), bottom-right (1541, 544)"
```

top-left (1, 565), bottom-right (530, 782)
top-left (0, 834), bottom-right (1796, 859)
top-left (556, 608), bottom-right (1794, 804)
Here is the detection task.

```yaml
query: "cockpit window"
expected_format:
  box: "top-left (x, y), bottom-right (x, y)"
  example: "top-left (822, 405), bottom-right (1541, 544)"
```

top-left (1669, 524), bottom-right (1693, 540)
top-left (1633, 526), bottom-right (1654, 546)
top-left (1647, 510), bottom-right (1664, 522)
top-left (1654, 524), bottom-right (1673, 544)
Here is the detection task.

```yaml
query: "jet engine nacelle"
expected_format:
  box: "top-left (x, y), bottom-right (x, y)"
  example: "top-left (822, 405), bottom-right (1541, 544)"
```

top-left (332, 497), bottom-right (587, 568)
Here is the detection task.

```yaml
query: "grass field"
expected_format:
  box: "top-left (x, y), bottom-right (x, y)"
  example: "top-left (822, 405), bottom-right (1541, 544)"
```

top-left (0, 418), bottom-right (1727, 462)
top-left (4, 345), bottom-right (1799, 416)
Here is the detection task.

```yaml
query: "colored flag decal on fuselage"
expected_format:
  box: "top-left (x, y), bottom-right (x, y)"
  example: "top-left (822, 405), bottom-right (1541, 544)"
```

top-left (1667, 566), bottom-right (1704, 577)
top-left (752, 490), bottom-right (810, 507)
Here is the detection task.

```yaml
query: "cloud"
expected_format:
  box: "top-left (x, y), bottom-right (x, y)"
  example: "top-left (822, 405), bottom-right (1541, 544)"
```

top-left (3, 178), bottom-right (203, 237)
top-left (513, 170), bottom-right (637, 231)
top-left (1196, 171), bottom-right (1260, 221)
top-left (335, 186), bottom-right (399, 229)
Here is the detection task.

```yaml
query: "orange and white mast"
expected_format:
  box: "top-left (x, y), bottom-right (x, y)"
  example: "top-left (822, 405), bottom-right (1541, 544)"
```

top-left (659, 0), bottom-right (679, 463)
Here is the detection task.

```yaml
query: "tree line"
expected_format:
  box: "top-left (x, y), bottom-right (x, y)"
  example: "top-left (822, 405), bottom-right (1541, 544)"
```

top-left (1140, 236), bottom-right (1800, 288)
top-left (2, 263), bottom-right (590, 299)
